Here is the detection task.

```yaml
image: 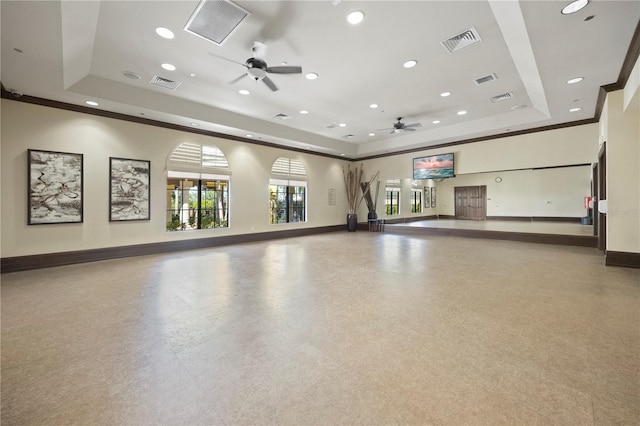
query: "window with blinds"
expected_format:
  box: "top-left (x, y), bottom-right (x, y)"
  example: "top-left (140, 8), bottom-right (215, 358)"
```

top-left (269, 157), bottom-right (307, 224)
top-left (169, 143), bottom-right (229, 169)
top-left (271, 157), bottom-right (306, 176)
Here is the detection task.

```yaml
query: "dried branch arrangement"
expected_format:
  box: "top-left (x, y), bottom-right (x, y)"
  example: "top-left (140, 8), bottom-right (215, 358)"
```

top-left (343, 163), bottom-right (379, 214)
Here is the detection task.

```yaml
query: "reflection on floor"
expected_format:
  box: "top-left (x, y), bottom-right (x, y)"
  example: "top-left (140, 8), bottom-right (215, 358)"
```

top-left (2, 232), bottom-right (638, 424)
top-left (397, 218), bottom-right (594, 236)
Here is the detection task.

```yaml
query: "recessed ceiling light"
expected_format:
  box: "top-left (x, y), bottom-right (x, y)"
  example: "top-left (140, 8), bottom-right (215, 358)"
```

top-left (300, 110), bottom-right (309, 114)
top-left (369, 103), bottom-right (378, 109)
top-left (190, 73), bottom-right (196, 78)
top-left (369, 133), bottom-right (376, 136)
top-left (403, 60), bottom-right (417, 68)
top-left (347, 11), bottom-right (365, 25)
top-left (246, 134), bottom-right (253, 138)
top-left (190, 123), bottom-right (199, 127)
top-left (338, 123), bottom-right (347, 127)
top-left (161, 63), bottom-right (176, 71)
top-left (511, 105), bottom-right (527, 110)
top-left (457, 110), bottom-right (467, 115)
top-left (239, 89), bottom-right (250, 95)
top-left (567, 77), bottom-right (584, 84)
top-left (569, 107), bottom-right (582, 112)
top-left (440, 91), bottom-right (451, 97)
top-left (122, 71), bottom-right (141, 80)
top-left (432, 120), bottom-right (441, 124)
top-left (85, 100), bottom-right (99, 106)
top-left (305, 72), bottom-right (319, 80)
top-left (340, 153), bottom-right (346, 156)
top-left (561, 0), bottom-right (588, 15)
top-left (155, 27), bottom-right (175, 39)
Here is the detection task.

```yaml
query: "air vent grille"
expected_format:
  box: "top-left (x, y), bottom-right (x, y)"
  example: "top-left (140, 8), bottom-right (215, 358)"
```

top-left (273, 113), bottom-right (291, 120)
top-left (150, 76), bottom-right (181, 90)
top-left (184, 0), bottom-right (249, 46)
top-left (475, 73), bottom-right (498, 85)
top-left (489, 92), bottom-right (514, 103)
top-left (442, 27), bottom-right (481, 53)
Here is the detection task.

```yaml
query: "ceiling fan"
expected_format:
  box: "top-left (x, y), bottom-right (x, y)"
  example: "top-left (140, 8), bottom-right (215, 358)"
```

top-left (224, 41), bottom-right (302, 92)
top-left (381, 117), bottom-right (423, 134)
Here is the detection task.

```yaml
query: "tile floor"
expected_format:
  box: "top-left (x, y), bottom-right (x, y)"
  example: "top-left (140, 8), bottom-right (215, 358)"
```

top-left (1, 232), bottom-right (639, 425)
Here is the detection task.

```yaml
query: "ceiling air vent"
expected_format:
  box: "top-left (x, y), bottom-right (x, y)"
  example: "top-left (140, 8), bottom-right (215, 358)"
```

top-left (184, 0), bottom-right (250, 46)
top-left (489, 92), bottom-right (514, 103)
top-left (475, 73), bottom-right (498, 85)
top-left (442, 27), bottom-right (482, 53)
top-left (150, 75), bottom-right (181, 90)
top-left (273, 113), bottom-right (291, 120)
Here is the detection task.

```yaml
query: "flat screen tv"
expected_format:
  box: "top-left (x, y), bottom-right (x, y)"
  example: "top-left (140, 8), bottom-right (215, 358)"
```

top-left (413, 153), bottom-right (455, 180)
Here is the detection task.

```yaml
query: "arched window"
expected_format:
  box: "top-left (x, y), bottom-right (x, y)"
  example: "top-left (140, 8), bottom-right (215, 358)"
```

top-left (166, 143), bottom-right (230, 231)
top-left (269, 157), bottom-right (307, 224)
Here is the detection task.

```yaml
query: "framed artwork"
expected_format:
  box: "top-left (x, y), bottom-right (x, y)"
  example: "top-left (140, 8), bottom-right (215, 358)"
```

top-left (431, 187), bottom-right (437, 208)
top-left (28, 149), bottom-right (83, 225)
top-left (109, 157), bottom-right (151, 221)
top-left (424, 187), bottom-right (431, 208)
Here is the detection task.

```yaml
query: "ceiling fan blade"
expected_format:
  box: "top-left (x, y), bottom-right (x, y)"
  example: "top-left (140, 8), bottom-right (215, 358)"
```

top-left (208, 52), bottom-right (247, 68)
top-left (266, 65), bottom-right (302, 74)
top-left (404, 127), bottom-right (417, 131)
top-left (230, 73), bottom-right (247, 84)
top-left (404, 123), bottom-right (422, 128)
top-left (262, 76), bottom-right (278, 91)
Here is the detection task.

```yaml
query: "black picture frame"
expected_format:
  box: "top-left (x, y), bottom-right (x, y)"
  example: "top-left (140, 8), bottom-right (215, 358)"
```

top-left (424, 187), bottom-right (431, 208)
top-left (28, 149), bottom-right (84, 225)
top-left (431, 187), bottom-right (436, 208)
top-left (109, 157), bottom-right (151, 221)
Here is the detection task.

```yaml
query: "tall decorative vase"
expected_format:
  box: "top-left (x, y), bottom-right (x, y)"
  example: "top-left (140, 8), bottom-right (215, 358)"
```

top-left (347, 213), bottom-right (358, 232)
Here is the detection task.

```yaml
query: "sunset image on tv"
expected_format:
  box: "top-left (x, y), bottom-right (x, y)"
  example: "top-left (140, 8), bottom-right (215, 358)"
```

top-left (413, 153), bottom-right (454, 179)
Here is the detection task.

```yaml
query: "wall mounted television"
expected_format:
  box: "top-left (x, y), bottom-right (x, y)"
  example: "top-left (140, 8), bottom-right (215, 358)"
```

top-left (413, 153), bottom-right (455, 180)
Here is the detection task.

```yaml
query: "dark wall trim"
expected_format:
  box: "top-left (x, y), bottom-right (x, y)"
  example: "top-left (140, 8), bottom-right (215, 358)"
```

top-left (435, 215), bottom-right (581, 223)
top-left (355, 118), bottom-right (597, 161)
top-left (385, 225), bottom-right (597, 248)
top-left (1, 225), bottom-right (345, 274)
top-left (0, 87), bottom-right (346, 161)
top-left (605, 251), bottom-right (640, 269)
top-left (485, 216), bottom-right (582, 223)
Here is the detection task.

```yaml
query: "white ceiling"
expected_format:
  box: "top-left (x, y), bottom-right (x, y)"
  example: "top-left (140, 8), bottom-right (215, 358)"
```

top-left (1, 0), bottom-right (639, 158)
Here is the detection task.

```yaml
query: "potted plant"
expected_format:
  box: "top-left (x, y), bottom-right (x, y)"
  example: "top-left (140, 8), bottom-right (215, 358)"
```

top-left (343, 164), bottom-right (379, 231)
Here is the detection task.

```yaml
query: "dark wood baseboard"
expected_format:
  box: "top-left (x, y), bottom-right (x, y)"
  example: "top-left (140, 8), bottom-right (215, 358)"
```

top-left (385, 225), bottom-right (598, 248)
top-left (365, 215), bottom-right (437, 225)
top-left (605, 251), bottom-right (640, 268)
top-left (487, 216), bottom-right (582, 223)
top-left (1, 225), bottom-right (345, 273)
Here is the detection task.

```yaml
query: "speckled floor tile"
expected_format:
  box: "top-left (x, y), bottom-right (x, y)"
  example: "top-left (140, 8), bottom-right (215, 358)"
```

top-left (2, 232), bottom-right (639, 425)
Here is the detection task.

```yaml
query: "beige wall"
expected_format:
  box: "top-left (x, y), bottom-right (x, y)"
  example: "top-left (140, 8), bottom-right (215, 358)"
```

top-left (0, 100), bottom-right (349, 257)
top-left (603, 88), bottom-right (640, 253)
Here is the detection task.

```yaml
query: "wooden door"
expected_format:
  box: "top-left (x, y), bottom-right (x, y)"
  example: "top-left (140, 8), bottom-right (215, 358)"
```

top-left (455, 186), bottom-right (486, 220)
